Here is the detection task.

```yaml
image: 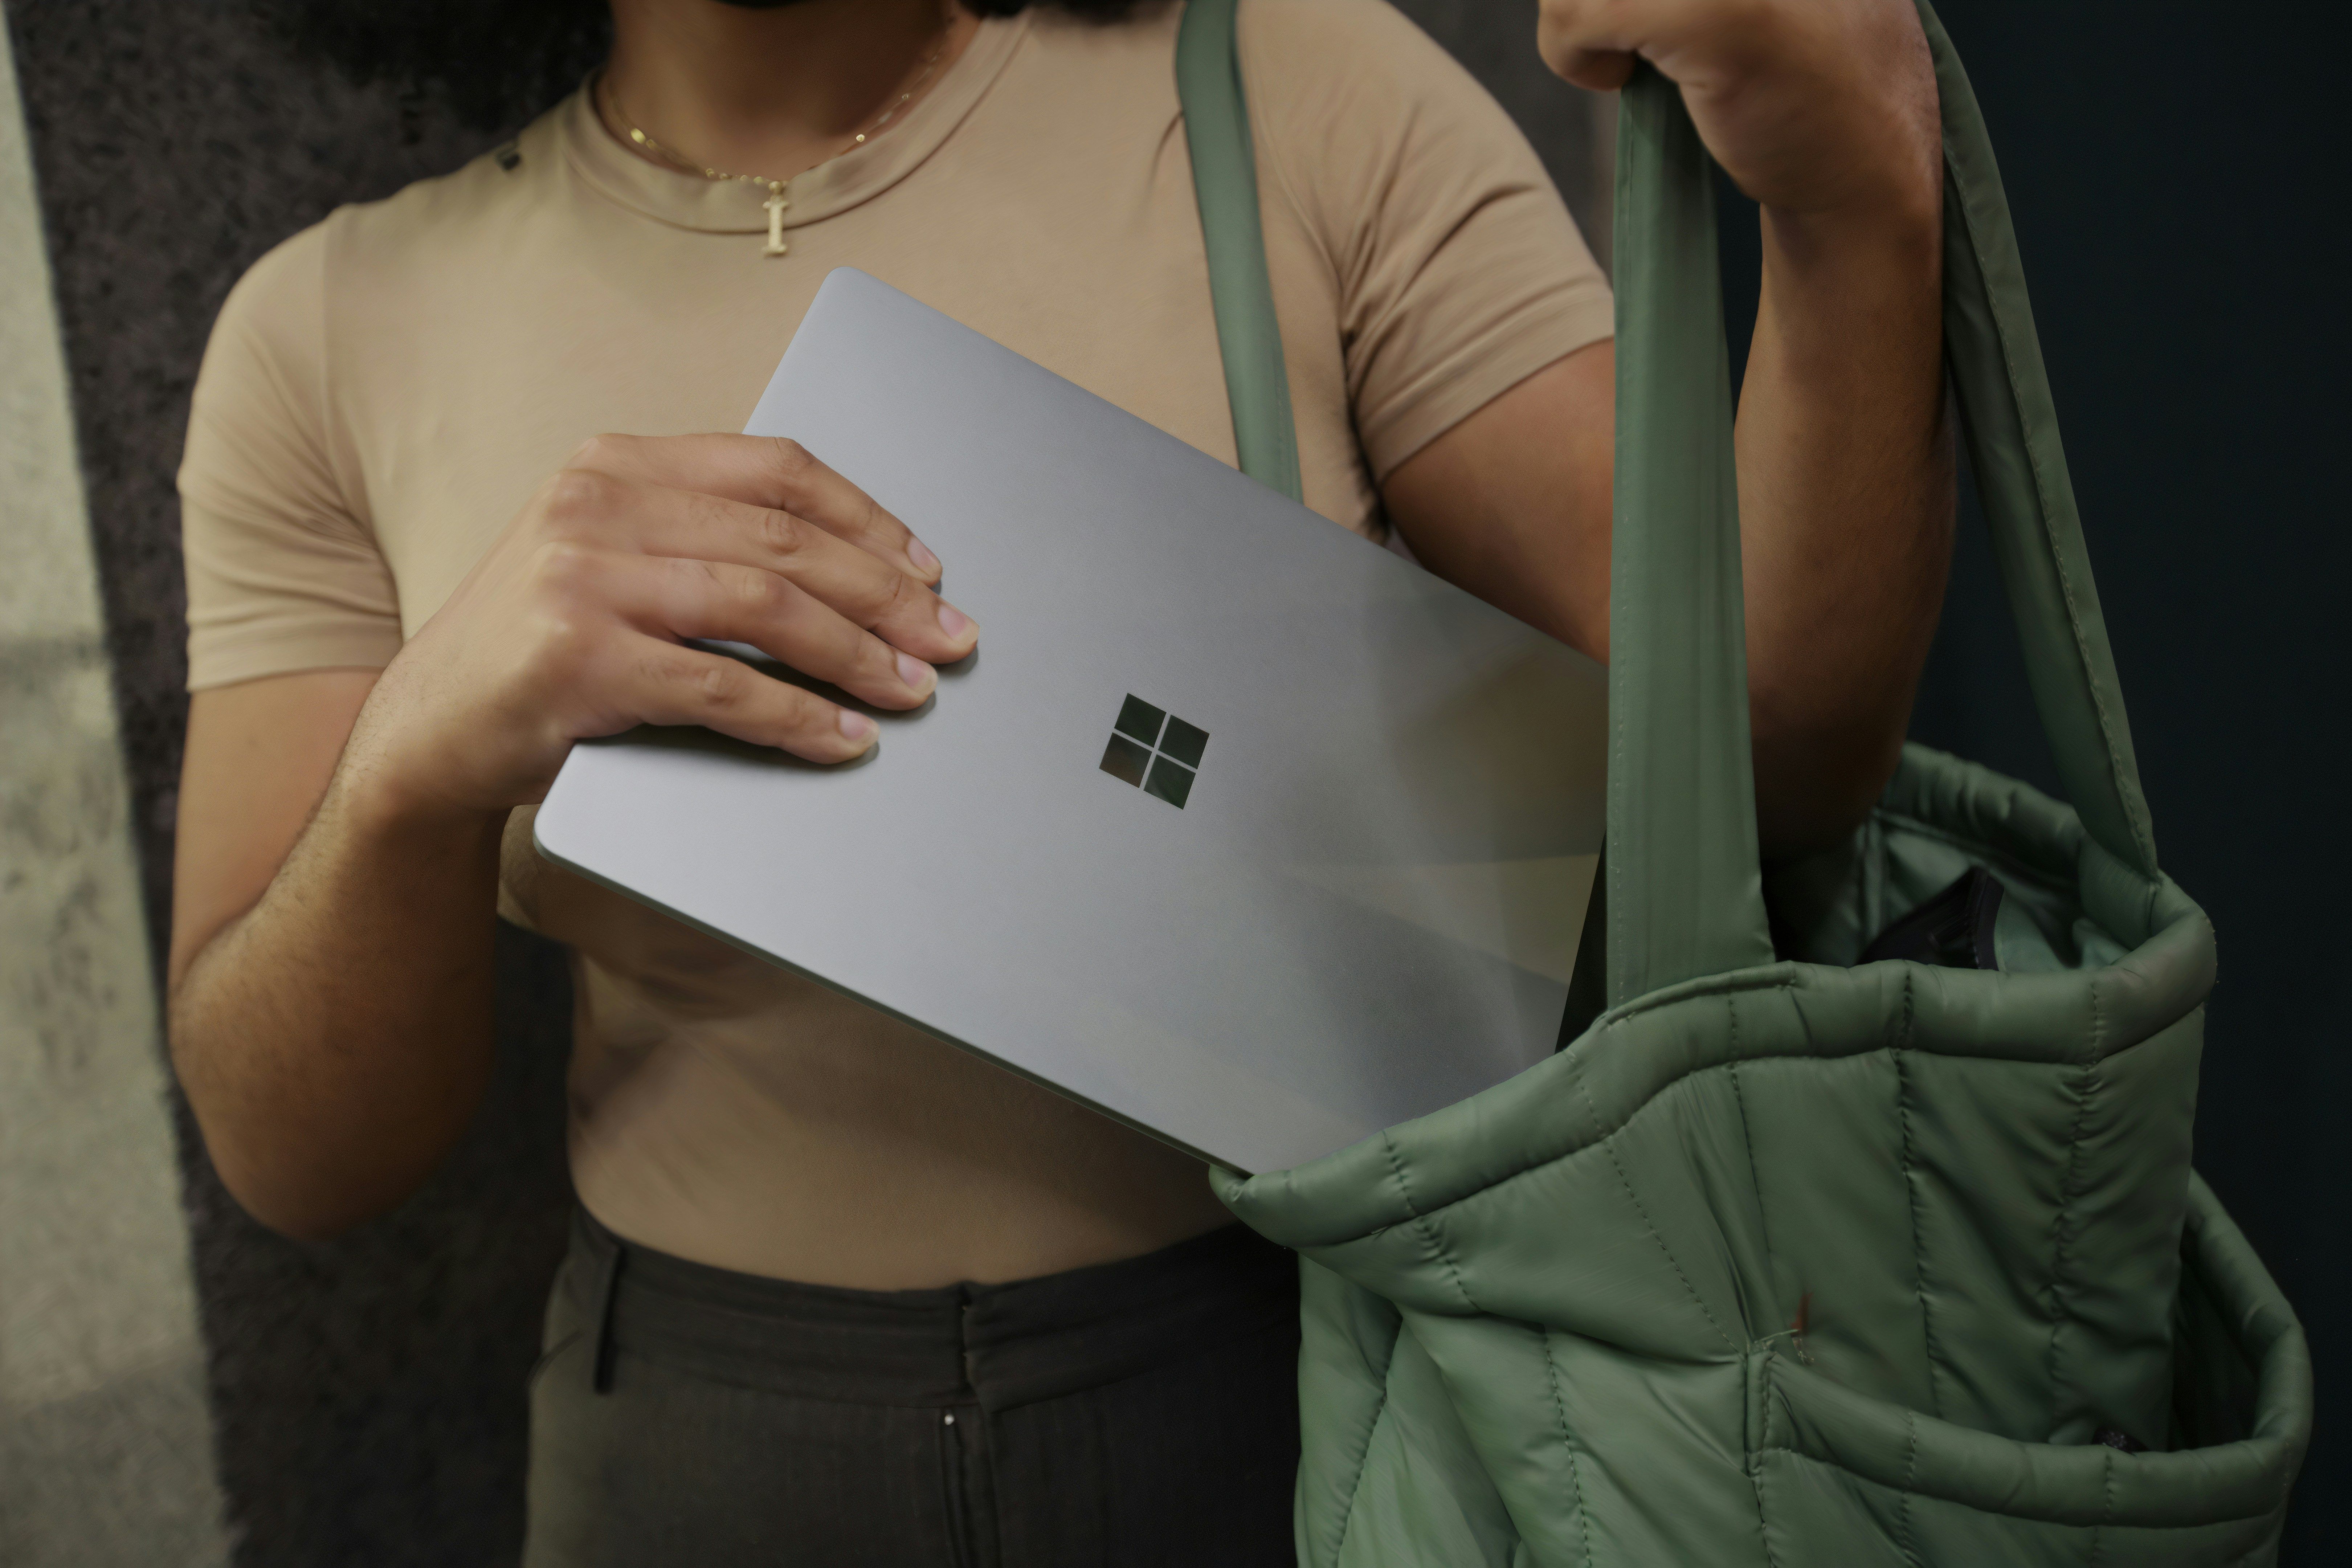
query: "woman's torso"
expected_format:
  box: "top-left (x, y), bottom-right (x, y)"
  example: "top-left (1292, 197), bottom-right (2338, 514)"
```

top-left (179, 0), bottom-right (1611, 1286)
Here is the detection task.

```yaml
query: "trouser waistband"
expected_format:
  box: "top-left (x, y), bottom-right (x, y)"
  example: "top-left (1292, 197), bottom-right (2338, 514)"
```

top-left (565, 1208), bottom-right (1296, 1411)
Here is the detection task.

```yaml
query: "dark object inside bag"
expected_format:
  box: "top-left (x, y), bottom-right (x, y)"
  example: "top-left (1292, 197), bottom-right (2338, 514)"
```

top-left (1861, 866), bottom-right (2003, 970)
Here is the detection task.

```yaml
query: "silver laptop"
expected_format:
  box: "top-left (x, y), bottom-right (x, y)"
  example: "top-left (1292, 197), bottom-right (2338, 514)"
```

top-left (536, 268), bottom-right (1606, 1175)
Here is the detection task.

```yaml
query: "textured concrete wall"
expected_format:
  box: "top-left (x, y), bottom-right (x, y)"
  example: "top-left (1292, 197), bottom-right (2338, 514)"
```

top-left (2, 4), bottom-right (579, 1561)
top-left (1, 3), bottom-right (1609, 1564)
top-left (0, 8), bottom-right (230, 1562)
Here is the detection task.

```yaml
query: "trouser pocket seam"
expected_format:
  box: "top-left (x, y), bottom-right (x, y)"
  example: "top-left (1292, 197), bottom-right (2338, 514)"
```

top-left (528, 1330), bottom-right (584, 1397)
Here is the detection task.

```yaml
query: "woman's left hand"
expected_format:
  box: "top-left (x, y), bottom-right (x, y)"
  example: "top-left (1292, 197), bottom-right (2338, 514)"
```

top-left (1537, 0), bottom-right (1940, 225)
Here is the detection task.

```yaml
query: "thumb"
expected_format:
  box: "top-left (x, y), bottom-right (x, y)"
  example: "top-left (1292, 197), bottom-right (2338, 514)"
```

top-left (1539, 31), bottom-right (1640, 92)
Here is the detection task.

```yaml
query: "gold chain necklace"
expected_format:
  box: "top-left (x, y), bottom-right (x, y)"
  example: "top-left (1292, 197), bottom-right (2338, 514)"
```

top-left (603, 24), bottom-right (951, 258)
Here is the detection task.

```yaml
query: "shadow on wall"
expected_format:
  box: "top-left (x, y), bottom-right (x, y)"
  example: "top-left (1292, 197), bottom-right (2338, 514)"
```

top-left (2, 0), bottom-right (1610, 1564)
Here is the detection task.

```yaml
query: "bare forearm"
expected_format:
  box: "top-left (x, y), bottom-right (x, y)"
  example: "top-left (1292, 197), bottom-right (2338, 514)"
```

top-left (170, 774), bottom-right (503, 1240)
top-left (1737, 197), bottom-right (1953, 853)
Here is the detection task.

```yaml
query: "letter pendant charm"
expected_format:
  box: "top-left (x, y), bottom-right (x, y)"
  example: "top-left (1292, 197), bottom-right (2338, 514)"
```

top-left (763, 186), bottom-right (789, 258)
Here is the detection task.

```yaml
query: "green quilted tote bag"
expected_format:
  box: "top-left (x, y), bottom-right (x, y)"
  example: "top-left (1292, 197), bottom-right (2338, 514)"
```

top-left (1177, 0), bottom-right (2314, 1561)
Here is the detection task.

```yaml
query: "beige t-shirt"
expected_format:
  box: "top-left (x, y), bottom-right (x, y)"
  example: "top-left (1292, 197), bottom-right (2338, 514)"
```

top-left (179, 0), bottom-right (1612, 1285)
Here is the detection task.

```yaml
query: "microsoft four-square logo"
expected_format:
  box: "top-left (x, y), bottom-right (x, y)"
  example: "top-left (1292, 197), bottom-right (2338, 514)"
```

top-left (1099, 694), bottom-right (1207, 809)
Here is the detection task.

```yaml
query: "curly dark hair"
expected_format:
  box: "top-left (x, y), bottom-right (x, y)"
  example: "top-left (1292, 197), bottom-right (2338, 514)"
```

top-left (260, 0), bottom-right (1144, 134)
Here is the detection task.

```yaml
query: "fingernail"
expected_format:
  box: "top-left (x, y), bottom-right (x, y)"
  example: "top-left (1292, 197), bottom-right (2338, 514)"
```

top-left (896, 652), bottom-right (935, 691)
top-left (839, 711), bottom-right (876, 744)
top-left (937, 601), bottom-right (975, 640)
top-left (907, 536), bottom-right (941, 576)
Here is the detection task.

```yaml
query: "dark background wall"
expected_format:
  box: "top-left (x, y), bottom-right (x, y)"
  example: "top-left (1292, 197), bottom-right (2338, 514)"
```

top-left (8, 0), bottom-right (2337, 1562)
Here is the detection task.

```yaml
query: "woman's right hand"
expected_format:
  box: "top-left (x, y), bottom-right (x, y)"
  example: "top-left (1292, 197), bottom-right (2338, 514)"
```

top-left (339, 432), bottom-right (979, 827)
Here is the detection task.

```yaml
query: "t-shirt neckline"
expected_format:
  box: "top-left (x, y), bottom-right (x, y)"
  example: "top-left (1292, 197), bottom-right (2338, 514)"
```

top-left (562, 14), bottom-right (1029, 236)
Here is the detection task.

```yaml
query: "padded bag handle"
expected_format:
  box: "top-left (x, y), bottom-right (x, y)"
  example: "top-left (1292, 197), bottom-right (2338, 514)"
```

top-left (1605, 71), bottom-right (1776, 1002)
top-left (1610, 0), bottom-right (2164, 1004)
top-left (1176, 0), bottom-right (1304, 503)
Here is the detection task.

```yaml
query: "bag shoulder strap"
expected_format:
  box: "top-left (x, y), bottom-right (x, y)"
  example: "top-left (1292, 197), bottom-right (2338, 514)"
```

top-left (1920, 3), bottom-right (2159, 877)
top-left (1175, 0), bottom-right (1303, 502)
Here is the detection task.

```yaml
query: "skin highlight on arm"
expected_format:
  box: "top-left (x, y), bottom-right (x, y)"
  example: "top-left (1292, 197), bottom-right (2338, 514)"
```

top-left (170, 669), bottom-right (502, 1241)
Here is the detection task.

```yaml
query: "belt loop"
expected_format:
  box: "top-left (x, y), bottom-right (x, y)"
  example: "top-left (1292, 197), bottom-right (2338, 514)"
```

top-left (955, 1282), bottom-right (980, 1406)
top-left (582, 1213), bottom-right (628, 1395)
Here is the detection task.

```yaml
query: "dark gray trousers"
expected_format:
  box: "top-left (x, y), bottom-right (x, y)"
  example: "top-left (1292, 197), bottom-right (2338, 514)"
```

top-left (523, 1210), bottom-right (1301, 1567)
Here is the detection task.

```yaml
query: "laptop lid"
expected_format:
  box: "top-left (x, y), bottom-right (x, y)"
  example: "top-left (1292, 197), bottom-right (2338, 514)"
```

top-left (535, 268), bottom-right (1606, 1175)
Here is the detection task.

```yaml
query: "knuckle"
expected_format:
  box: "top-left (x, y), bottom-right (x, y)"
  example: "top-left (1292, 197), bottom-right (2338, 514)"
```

top-left (863, 567), bottom-right (916, 626)
top-left (732, 568), bottom-right (784, 613)
top-left (689, 658), bottom-right (744, 709)
top-left (852, 625), bottom-right (896, 673)
top-left (564, 432), bottom-right (632, 471)
top-left (527, 612), bottom-right (594, 679)
top-left (755, 506), bottom-right (807, 558)
top-left (690, 557), bottom-right (775, 614)
top-left (629, 648), bottom-right (673, 688)
top-left (764, 437), bottom-right (816, 482)
top-left (540, 467), bottom-right (616, 526)
top-left (532, 538), bottom-right (599, 594)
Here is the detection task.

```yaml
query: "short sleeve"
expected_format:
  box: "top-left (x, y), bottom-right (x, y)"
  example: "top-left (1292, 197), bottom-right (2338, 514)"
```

top-left (178, 223), bottom-right (403, 692)
top-left (1242, 0), bottom-right (1614, 480)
